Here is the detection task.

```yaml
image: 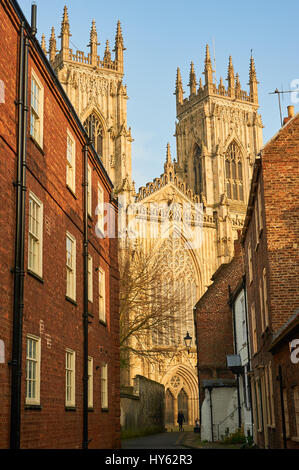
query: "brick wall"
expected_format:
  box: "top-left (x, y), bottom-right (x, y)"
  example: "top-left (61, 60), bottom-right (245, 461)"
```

top-left (195, 237), bottom-right (244, 401)
top-left (0, 0), bottom-right (120, 449)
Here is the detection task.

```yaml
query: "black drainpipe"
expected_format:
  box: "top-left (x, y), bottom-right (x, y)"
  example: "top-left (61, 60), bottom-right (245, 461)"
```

top-left (82, 140), bottom-right (90, 449)
top-left (10, 18), bottom-right (29, 449)
top-left (208, 387), bottom-right (214, 442)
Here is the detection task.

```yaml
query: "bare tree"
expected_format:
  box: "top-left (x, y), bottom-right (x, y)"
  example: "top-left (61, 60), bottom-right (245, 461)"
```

top-left (119, 239), bottom-right (189, 370)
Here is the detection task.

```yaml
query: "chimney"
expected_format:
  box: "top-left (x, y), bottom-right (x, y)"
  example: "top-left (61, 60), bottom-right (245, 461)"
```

top-left (283, 105), bottom-right (295, 125)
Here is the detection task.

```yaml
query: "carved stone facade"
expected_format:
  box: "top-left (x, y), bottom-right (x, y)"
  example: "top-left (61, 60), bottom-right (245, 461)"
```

top-left (46, 7), bottom-right (133, 194)
top-left (128, 48), bottom-right (263, 425)
top-left (44, 11), bottom-right (263, 427)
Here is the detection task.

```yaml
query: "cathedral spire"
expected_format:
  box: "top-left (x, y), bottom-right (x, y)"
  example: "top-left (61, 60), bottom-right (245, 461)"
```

top-left (89, 19), bottom-right (99, 66)
top-left (175, 67), bottom-right (184, 105)
top-left (164, 143), bottom-right (173, 173)
top-left (113, 20), bottom-right (125, 73)
top-left (188, 62), bottom-right (197, 96)
top-left (103, 40), bottom-right (112, 67)
top-left (41, 34), bottom-right (47, 54)
top-left (49, 26), bottom-right (57, 63)
top-left (59, 5), bottom-right (71, 59)
top-left (249, 53), bottom-right (259, 104)
top-left (204, 44), bottom-right (213, 87)
top-left (227, 56), bottom-right (235, 97)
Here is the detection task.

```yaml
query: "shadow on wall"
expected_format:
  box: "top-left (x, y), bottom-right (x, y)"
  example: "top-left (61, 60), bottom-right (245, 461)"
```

top-left (120, 375), bottom-right (165, 439)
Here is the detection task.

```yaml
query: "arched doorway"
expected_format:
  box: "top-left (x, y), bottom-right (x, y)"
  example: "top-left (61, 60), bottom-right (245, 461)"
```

top-left (178, 388), bottom-right (188, 423)
top-left (165, 389), bottom-right (174, 425)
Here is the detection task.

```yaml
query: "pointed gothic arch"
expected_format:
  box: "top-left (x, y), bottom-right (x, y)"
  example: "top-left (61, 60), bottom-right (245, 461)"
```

top-left (161, 364), bottom-right (199, 425)
top-left (225, 140), bottom-right (244, 201)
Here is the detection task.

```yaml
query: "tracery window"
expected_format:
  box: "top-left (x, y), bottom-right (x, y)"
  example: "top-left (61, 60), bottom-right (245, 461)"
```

top-left (151, 238), bottom-right (197, 347)
top-left (84, 113), bottom-right (103, 157)
top-left (225, 142), bottom-right (244, 201)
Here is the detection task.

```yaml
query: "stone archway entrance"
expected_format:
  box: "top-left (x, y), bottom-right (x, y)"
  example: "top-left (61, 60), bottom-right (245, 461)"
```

top-left (162, 364), bottom-right (199, 426)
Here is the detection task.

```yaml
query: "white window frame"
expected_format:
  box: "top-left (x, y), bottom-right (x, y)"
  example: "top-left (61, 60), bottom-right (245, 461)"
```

top-left (25, 334), bottom-right (41, 405)
top-left (283, 388), bottom-right (290, 437)
top-left (255, 202), bottom-right (259, 246)
top-left (99, 268), bottom-right (106, 323)
top-left (30, 70), bottom-right (44, 148)
top-left (88, 254), bottom-right (93, 302)
top-left (248, 242), bottom-right (253, 285)
top-left (259, 279), bottom-right (265, 333)
top-left (263, 268), bottom-right (269, 328)
top-left (65, 349), bottom-right (75, 407)
top-left (268, 362), bottom-right (275, 427)
top-left (101, 363), bottom-right (108, 409)
top-left (97, 184), bottom-right (104, 235)
top-left (66, 232), bottom-right (76, 301)
top-left (28, 192), bottom-right (43, 277)
top-left (66, 130), bottom-right (76, 193)
top-left (294, 386), bottom-right (299, 437)
top-left (258, 185), bottom-right (263, 233)
top-left (88, 164), bottom-right (92, 216)
top-left (251, 303), bottom-right (257, 354)
top-left (88, 356), bottom-right (93, 409)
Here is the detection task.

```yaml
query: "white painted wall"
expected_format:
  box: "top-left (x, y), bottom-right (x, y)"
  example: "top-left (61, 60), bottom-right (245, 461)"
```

top-left (201, 387), bottom-right (239, 442)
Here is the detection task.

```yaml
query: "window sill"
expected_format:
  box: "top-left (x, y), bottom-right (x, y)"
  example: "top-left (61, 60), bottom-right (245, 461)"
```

top-left (30, 135), bottom-right (45, 155)
top-left (99, 319), bottom-right (107, 327)
top-left (291, 437), bottom-right (299, 443)
top-left (66, 185), bottom-right (77, 199)
top-left (66, 296), bottom-right (77, 306)
top-left (101, 408), bottom-right (109, 413)
top-left (65, 406), bottom-right (76, 411)
top-left (25, 404), bottom-right (42, 410)
top-left (27, 269), bottom-right (44, 284)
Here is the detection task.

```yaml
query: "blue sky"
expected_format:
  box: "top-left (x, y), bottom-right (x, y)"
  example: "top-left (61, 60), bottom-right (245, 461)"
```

top-left (19, 0), bottom-right (299, 190)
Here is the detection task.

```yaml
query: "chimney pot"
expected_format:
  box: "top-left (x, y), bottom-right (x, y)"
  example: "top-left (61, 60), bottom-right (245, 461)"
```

top-left (288, 105), bottom-right (295, 118)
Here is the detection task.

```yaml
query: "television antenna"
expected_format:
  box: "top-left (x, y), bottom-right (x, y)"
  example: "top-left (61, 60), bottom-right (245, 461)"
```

top-left (269, 88), bottom-right (295, 126)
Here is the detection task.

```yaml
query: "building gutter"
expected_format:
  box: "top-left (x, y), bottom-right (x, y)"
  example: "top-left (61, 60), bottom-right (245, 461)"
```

top-left (82, 141), bottom-right (90, 449)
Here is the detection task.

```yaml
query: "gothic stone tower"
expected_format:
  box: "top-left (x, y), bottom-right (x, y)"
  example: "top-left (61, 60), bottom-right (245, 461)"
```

top-left (174, 46), bottom-right (263, 255)
top-left (127, 48), bottom-right (263, 427)
top-left (44, 6), bottom-right (133, 193)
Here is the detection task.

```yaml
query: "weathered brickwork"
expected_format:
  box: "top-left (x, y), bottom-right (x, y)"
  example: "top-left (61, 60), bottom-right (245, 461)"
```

top-left (242, 110), bottom-right (299, 449)
top-left (0, 0), bottom-right (120, 449)
top-left (195, 237), bottom-right (244, 404)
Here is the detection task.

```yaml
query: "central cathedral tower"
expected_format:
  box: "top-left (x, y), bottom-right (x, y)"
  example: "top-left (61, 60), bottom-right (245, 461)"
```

top-left (174, 46), bottom-right (263, 221)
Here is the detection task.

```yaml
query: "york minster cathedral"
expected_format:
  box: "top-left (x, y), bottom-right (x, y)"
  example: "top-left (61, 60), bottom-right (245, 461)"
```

top-left (45, 7), bottom-right (263, 426)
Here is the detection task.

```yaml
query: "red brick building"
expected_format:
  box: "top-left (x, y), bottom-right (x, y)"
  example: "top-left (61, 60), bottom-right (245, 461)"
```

top-left (194, 236), bottom-right (244, 441)
top-left (242, 107), bottom-right (299, 449)
top-left (0, 0), bottom-right (120, 449)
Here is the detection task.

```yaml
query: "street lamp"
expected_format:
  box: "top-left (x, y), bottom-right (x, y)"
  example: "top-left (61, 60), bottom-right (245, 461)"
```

top-left (184, 331), bottom-right (192, 354)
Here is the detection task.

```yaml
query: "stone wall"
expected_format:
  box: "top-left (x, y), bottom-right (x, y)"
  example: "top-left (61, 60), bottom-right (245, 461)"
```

top-left (121, 375), bottom-right (165, 436)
